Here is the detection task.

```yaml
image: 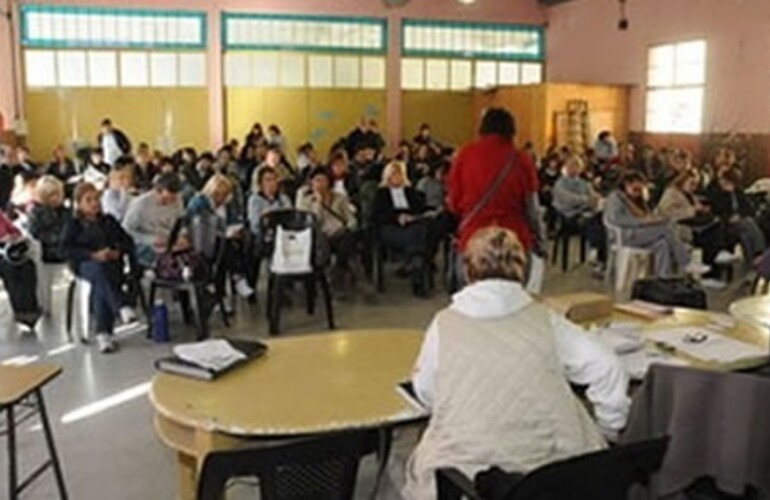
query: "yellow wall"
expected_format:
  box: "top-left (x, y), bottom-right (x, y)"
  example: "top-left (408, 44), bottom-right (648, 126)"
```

top-left (225, 88), bottom-right (386, 158)
top-left (401, 91), bottom-right (475, 148)
top-left (24, 88), bottom-right (209, 158)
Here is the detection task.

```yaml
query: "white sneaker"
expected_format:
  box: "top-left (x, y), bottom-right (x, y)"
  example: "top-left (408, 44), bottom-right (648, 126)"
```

top-left (715, 250), bottom-right (741, 265)
top-left (119, 306), bottom-right (137, 324)
top-left (587, 248), bottom-right (599, 264)
top-left (684, 262), bottom-right (711, 276)
top-left (234, 278), bottom-right (255, 298)
top-left (700, 278), bottom-right (727, 290)
top-left (96, 333), bottom-right (116, 354)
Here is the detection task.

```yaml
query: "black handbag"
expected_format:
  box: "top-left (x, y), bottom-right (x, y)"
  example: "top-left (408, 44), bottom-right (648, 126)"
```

top-left (631, 277), bottom-right (708, 310)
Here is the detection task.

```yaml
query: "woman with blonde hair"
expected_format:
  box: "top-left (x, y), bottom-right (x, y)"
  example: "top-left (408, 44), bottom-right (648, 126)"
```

top-left (60, 182), bottom-right (137, 353)
top-left (187, 173), bottom-right (254, 299)
top-left (405, 226), bottom-right (630, 499)
top-left (372, 160), bottom-right (431, 297)
top-left (27, 175), bottom-right (69, 263)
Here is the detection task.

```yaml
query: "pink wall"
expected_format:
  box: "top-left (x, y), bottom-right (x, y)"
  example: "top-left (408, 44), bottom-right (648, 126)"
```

top-left (0, 0), bottom-right (17, 131)
top-left (3, 0), bottom-right (546, 146)
top-left (546, 0), bottom-right (770, 134)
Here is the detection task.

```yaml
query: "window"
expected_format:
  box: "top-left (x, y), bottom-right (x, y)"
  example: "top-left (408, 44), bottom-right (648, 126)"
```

top-left (222, 52), bottom-right (386, 90)
top-left (399, 58), bottom-right (542, 91)
top-left (21, 5), bottom-right (206, 49)
top-left (223, 13), bottom-right (387, 54)
top-left (645, 40), bottom-right (706, 134)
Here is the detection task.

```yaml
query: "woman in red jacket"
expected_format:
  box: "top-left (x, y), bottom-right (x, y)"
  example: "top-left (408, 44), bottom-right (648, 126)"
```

top-left (448, 108), bottom-right (545, 262)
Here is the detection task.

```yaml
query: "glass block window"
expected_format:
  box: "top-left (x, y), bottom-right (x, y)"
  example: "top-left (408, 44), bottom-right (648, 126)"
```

top-left (20, 5), bottom-right (206, 49)
top-left (402, 19), bottom-right (544, 61)
top-left (401, 58), bottom-right (542, 91)
top-left (223, 13), bottom-right (387, 54)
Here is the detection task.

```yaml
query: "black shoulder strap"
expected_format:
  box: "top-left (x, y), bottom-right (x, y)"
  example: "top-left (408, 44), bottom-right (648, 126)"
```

top-left (458, 153), bottom-right (516, 232)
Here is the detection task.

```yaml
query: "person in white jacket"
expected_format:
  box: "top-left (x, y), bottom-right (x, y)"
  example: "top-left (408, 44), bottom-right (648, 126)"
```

top-left (403, 226), bottom-right (630, 500)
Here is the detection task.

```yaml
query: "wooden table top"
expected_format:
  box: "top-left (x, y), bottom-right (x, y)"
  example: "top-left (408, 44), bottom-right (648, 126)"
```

top-left (730, 295), bottom-right (770, 330)
top-left (150, 329), bottom-right (427, 438)
top-left (0, 364), bottom-right (62, 406)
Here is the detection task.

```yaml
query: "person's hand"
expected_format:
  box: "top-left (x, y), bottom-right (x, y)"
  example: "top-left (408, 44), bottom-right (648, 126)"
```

top-left (398, 214), bottom-right (415, 226)
top-left (153, 235), bottom-right (167, 249)
top-left (91, 248), bottom-right (112, 262)
top-left (173, 236), bottom-right (191, 252)
top-left (105, 249), bottom-right (121, 261)
top-left (729, 214), bottom-right (741, 224)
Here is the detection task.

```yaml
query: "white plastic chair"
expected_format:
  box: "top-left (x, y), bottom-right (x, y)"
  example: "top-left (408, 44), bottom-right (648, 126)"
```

top-left (604, 220), bottom-right (653, 293)
top-left (66, 276), bottom-right (92, 343)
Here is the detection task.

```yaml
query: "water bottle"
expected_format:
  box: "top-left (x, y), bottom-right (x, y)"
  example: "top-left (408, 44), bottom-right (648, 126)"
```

top-left (151, 299), bottom-right (170, 343)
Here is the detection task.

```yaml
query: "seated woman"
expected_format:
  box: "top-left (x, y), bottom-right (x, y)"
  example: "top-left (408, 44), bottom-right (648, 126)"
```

top-left (247, 166), bottom-right (292, 289)
top-left (297, 167), bottom-right (358, 291)
top-left (60, 183), bottom-right (136, 354)
top-left (552, 155), bottom-right (607, 269)
top-left (405, 227), bottom-right (630, 499)
top-left (658, 170), bottom-right (736, 287)
top-left (372, 161), bottom-right (431, 297)
top-left (101, 159), bottom-right (136, 222)
top-left (706, 168), bottom-right (766, 269)
top-left (604, 171), bottom-right (707, 277)
top-left (27, 175), bottom-right (69, 264)
top-left (187, 173), bottom-right (254, 299)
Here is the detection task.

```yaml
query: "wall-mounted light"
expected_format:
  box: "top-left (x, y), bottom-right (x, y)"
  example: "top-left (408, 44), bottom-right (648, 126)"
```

top-left (458, 0), bottom-right (477, 5)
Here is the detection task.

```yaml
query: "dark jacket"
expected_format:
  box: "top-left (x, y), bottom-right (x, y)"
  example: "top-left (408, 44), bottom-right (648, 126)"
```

top-left (372, 186), bottom-right (426, 227)
top-left (27, 203), bottom-right (70, 263)
top-left (705, 183), bottom-right (754, 220)
top-left (46, 159), bottom-right (77, 183)
top-left (97, 128), bottom-right (132, 155)
top-left (60, 213), bottom-right (135, 265)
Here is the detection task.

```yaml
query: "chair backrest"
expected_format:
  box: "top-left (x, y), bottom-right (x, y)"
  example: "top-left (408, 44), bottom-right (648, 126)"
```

top-left (197, 430), bottom-right (378, 500)
top-left (602, 213), bottom-right (625, 247)
top-left (261, 209), bottom-right (316, 235)
top-left (437, 437), bottom-right (669, 500)
top-left (505, 437), bottom-right (669, 500)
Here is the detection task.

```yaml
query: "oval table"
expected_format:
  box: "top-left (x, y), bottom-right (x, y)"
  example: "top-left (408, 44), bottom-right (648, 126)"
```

top-left (150, 329), bottom-right (427, 500)
top-left (729, 295), bottom-right (770, 332)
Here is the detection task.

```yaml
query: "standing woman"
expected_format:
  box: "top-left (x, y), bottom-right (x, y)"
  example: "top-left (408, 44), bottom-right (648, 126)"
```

top-left (60, 183), bottom-right (137, 353)
top-left (448, 107), bottom-right (545, 282)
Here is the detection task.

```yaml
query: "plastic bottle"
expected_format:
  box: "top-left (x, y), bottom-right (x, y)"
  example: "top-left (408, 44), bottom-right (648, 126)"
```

top-left (151, 299), bottom-right (170, 343)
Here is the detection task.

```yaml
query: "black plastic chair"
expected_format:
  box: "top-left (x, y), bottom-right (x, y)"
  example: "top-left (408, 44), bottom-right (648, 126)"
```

top-left (261, 209), bottom-right (335, 335)
top-left (551, 213), bottom-right (587, 272)
top-left (147, 235), bottom-right (231, 341)
top-left (436, 436), bottom-right (670, 500)
top-left (196, 430), bottom-right (379, 500)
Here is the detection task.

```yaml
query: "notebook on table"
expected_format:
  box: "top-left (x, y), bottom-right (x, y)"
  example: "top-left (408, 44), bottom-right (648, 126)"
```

top-left (155, 339), bottom-right (267, 381)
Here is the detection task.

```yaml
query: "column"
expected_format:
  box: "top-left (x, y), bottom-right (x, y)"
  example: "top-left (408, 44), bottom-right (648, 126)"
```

top-left (206, 5), bottom-right (224, 149)
top-left (385, 13), bottom-right (402, 150)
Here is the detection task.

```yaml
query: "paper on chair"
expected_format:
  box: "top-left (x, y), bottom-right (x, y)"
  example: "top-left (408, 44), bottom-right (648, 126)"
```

top-left (174, 340), bottom-right (247, 372)
top-left (647, 327), bottom-right (768, 364)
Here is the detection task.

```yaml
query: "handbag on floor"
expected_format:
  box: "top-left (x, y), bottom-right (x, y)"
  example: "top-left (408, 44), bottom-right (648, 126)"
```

top-left (631, 277), bottom-right (708, 310)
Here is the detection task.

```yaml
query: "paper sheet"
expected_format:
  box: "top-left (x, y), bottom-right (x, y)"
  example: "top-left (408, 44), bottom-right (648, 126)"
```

top-left (174, 340), bottom-right (246, 372)
top-left (647, 327), bottom-right (768, 364)
top-left (620, 349), bottom-right (690, 380)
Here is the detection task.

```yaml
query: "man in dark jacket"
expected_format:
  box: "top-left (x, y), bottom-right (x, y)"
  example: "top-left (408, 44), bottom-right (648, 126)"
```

top-left (97, 118), bottom-right (132, 166)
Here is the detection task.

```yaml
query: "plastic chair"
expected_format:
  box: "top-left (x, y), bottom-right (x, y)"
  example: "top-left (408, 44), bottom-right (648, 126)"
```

top-left (603, 218), bottom-right (653, 293)
top-left (196, 430), bottom-right (378, 500)
top-left (551, 213), bottom-right (587, 272)
top-left (435, 436), bottom-right (669, 500)
top-left (261, 209), bottom-right (335, 336)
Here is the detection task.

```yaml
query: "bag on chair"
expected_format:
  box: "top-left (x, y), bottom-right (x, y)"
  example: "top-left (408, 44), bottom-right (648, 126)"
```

top-left (631, 277), bottom-right (708, 310)
top-left (154, 217), bottom-right (209, 282)
top-left (270, 225), bottom-right (313, 274)
top-left (0, 239), bottom-right (41, 326)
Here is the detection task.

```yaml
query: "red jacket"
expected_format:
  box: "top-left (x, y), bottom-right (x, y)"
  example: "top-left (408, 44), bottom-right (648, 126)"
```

top-left (448, 135), bottom-right (539, 251)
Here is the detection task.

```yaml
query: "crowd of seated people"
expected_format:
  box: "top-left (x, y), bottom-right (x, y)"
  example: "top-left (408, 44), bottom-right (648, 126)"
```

top-left (0, 117), bottom-right (458, 350)
top-left (538, 132), bottom-right (767, 287)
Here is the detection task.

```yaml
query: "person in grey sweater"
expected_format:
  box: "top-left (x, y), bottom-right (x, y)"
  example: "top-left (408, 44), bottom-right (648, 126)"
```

top-left (122, 173), bottom-right (185, 265)
top-left (552, 156), bottom-right (600, 218)
top-left (604, 171), bottom-right (707, 277)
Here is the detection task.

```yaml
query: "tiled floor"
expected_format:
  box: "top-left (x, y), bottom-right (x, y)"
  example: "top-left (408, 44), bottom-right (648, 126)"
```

top-left (0, 254), bottom-right (755, 499)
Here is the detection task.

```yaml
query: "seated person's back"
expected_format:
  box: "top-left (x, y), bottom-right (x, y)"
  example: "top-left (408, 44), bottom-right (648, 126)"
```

top-left (405, 227), bottom-right (628, 500)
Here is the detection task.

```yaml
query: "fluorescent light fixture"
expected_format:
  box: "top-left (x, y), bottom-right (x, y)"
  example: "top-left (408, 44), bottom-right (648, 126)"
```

top-left (458, 0), bottom-right (477, 4)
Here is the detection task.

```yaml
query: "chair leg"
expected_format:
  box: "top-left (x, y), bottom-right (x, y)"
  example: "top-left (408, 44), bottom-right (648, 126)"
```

top-left (561, 236), bottom-right (569, 272)
top-left (192, 285), bottom-right (209, 341)
top-left (65, 281), bottom-right (76, 344)
top-left (305, 276), bottom-right (317, 315)
top-left (551, 235), bottom-right (559, 265)
top-left (7, 404), bottom-right (17, 500)
top-left (319, 272), bottom-right (336, 330)
top-left (579, 236), bottom-right (587, 264)
top-left (268, 275), bottom-right (283, 336)
top-left (36, 390), bottom-right (68, 500)
top-left (375, 247), bottom-right (385, 293)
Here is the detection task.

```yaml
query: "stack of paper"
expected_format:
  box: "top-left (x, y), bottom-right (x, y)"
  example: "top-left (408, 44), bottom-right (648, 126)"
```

top-left (174, 340), bottom-right (247, 372)
top-left (596, 322), bottom-right (645, 355)
top-left (647, 328), bottom-right (768, 364)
